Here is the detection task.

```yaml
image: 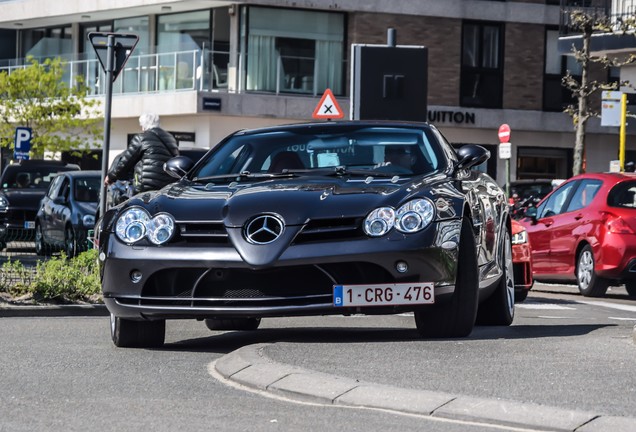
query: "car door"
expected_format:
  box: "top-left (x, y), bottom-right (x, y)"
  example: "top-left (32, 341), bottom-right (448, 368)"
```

top-left (51, 177), bottom-right (71, 244)
top-left (39, 175), bottom-right (63, 243)
top-left (525, 180), bottom-right (578, 275)
top-left (549, 179), bottom-right (602, 274)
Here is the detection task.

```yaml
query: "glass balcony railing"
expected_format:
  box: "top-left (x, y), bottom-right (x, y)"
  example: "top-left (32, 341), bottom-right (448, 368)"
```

top-left (0, 48), bottom-right (346, 98)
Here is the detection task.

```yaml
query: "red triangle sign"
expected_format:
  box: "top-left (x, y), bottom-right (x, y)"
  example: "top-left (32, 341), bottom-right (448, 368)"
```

top-left (312, 88), bottom-right (344, 120)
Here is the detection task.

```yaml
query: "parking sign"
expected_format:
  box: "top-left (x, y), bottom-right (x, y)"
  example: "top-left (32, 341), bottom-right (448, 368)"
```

top-left (14, 127), bottom-right (32, 160)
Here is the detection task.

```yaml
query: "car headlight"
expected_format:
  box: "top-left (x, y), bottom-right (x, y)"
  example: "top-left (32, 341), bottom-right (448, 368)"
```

top-left (395, 198), bottom-right (435, 233)
top-left (0, 195), bottom-right (8, 212)
top-left (512, 229), bottom-right (527, 245)
top-left (364, 199), bottom-right (435, 237)
top-left (364, 207), bottom-right (395, 237)
top-left (82, 214), bottom-right (95, 227)
top-left (115, 207), bottom-right (175, 245)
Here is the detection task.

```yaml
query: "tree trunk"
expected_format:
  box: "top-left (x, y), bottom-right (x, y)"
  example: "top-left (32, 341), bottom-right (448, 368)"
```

top-left (573, 29), bottom-right (591, 176)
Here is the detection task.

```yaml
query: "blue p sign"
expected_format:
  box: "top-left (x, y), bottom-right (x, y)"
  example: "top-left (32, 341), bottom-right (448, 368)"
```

top-left (14, 127), bottom-right (32, 160)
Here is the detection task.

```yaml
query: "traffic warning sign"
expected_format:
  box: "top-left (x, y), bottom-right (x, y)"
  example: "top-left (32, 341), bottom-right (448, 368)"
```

top-left (312, 88), bottom-right (344, 120)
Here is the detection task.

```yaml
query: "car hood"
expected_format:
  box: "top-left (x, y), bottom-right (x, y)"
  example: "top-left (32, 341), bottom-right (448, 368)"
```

top-left (1, 188), bottom-right (46, 209)
top-left (77, 201), bottom-right (98, 215)
top-left (130, 175), bottom-right (455, 226)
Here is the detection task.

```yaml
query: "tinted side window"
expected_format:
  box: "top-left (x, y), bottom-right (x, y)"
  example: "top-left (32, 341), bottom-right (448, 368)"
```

top-left (566, 179), bottom-right (602, 212)
top-left (538, 181), bottom-right (576, 218)
top-left (608, 181), bottom-right (636, 208)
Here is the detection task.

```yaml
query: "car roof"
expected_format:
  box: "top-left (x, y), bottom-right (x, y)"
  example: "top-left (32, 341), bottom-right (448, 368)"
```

top-left (59, 170), bottom-right (102, 178)
top-left (233, 120), bottom-right (433, 137)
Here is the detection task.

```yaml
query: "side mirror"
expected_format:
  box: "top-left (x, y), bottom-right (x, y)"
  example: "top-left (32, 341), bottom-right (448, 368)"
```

top-left (455, 145), bottom-right (490, 171)
top-left (53, 196), bottom-right (67, 205)
top-left (524, 206), bottom-right (538, 224)
top-left (164, 156), bottom-right (194, 179)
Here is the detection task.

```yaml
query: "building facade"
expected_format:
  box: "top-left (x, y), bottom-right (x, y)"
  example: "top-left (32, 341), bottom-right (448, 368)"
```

top-left (0, 0), bottom-right (633, 186)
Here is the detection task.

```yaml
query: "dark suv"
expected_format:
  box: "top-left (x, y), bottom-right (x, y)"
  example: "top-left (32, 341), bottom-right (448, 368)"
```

top-left (0, 159), bottom-right (80, 249)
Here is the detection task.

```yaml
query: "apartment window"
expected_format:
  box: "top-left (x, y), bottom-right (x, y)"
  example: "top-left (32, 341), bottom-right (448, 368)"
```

top-left (460, 21), bottom-right (503, 108)
top-left (241, 6), bottom-right (345, 95)
top-left (21, 25), bottom-right (72, 59)
top-left (543, 28), bottom-right (579, 111)
top-left (157, 10), bottom-right (211, 52)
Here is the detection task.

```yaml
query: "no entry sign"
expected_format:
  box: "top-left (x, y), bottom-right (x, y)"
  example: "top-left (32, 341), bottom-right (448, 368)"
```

top-left (498, 124), bottom-right (511, 143)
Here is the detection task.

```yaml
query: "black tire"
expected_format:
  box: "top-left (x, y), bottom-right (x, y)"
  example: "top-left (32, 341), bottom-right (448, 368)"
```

top-left (414, 217), bottom-right (478, 338)
top-left (34, 223), bottom-right (46, 256)
top-left (205, 318), bottom-right (261, 331)
top-left (576, 244), bottom-right (609, 297)
top-left (624, 281), bottom-right (636, 297)
top-left (514, 289), bottom-right (529, 303)
top-left (110, 313), bottom-right (165, 348)
top-left (64, 225), bottom-right (77, 258)
top-left (476, 229), bottom-right (515, 326)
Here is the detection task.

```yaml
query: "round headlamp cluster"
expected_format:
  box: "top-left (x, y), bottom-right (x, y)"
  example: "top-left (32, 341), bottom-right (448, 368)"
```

top-left (364, 198), bottom-right (435, 237)
top-left (115, 207), bottom-right (175, 245)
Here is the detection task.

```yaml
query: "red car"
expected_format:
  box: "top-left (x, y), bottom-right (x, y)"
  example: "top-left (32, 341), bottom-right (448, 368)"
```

top-left (512, 219), bottom-right (533, 302)
top-left (522, 172), bottom-right (636, 297)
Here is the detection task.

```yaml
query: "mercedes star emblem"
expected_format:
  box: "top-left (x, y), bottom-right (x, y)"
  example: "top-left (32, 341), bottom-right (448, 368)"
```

top-left (244, 214), bottom-right (284, 244)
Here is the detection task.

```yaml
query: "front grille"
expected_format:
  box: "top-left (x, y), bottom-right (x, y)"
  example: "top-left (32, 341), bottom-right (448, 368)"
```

top-left (177, 221), bottom-right (229, 244)
top-left (132, 262), bottom-right (393, 309)
top-left (293, 217), bottom-right (364, 244)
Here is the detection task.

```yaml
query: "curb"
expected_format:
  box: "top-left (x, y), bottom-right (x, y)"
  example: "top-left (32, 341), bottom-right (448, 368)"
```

top-left (214, 343), bottom-right (636, 432)
top-left (0, 303), bottom-right (109, 317)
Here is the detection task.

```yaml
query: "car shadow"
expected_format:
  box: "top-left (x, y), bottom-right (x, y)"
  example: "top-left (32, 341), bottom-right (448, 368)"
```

top-left (160, 322), bottom-right (613, 354)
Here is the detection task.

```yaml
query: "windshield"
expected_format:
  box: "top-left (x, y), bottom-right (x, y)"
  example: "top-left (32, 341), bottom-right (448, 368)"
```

top-left (74, 177), bottom-right (101, 202)
top-left (1, 167), bottom-right (77, 190)
top-left (191, 126), bottom-right (446, 180)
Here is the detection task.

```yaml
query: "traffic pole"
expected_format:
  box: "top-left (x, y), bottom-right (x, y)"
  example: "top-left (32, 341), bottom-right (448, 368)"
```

top-left (620, 92), bottom-right (627, 171)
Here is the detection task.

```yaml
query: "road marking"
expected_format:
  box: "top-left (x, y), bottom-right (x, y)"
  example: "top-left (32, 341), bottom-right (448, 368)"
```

top-left (608, 317), bottom-right (636, 321)
top-left (516, 304), bottom-right (575, 310)
top-left (576, 300), bottom-right (636, 313)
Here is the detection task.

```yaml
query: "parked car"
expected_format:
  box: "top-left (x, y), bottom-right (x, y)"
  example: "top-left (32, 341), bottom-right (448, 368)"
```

top-left (509, 179), bottom-right (564, 220)
top-left (522, 172), bottom-right (636, 297)
top-left (511, 219), bottom-right (533, 302)
top-left (0, 159), bottom-right (80, 250)
top-left (35, 170), bottom-right (101, 257)
top-left (97, 121), bottom-right (515, 348)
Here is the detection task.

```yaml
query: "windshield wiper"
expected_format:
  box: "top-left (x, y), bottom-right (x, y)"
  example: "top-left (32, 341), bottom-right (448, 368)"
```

top-left (193, 171), bottom-right (297, 182)
top-left (274, 166), bottom-right (404, 178)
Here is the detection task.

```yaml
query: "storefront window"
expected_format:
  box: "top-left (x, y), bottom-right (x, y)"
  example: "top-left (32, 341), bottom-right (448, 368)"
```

top-left (241, 6), bottom-right (345, 95)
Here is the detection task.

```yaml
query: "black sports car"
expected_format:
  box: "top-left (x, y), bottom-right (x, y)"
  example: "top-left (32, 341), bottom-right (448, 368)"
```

top-left (96, 121), bottom-right (514, 347)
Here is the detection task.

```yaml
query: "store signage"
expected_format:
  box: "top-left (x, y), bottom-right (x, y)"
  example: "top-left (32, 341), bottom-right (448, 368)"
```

top-left (427, 110), bottom-right (475, 124)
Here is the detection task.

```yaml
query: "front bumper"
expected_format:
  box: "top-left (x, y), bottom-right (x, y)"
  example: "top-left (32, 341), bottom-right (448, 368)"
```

top-left (100, 220), bottom-right (461, 320)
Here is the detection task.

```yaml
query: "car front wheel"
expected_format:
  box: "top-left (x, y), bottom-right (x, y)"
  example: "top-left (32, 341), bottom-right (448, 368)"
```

top-left (64, 226), bottom-right (77, 258)
top-left (110, 313), bottom-right (166, 348)
top-left (476, 228), bottom-right (515, 325)
top-left (577, 244), bottom-right (609, 297)
top-left (35, 223), bottom-right (46, 256)
top-left (414, 217), bottom-right (478, 338)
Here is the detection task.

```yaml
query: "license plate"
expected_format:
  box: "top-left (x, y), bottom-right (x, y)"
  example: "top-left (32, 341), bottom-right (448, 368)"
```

top-left (24, 221), bottom-right (35, 229)
top-left (334, 282), bottom-right (434, 307)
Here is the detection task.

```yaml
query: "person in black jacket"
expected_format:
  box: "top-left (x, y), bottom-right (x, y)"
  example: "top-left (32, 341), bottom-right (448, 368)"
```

top-left (104, 113), bottom-right (179, 193)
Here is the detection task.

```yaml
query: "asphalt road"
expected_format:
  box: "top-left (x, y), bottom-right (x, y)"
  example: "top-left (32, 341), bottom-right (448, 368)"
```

top-left (0, 283), bottom-right (634, 431)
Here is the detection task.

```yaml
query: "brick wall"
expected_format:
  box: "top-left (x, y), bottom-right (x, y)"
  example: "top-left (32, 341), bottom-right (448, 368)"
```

top-left (348, 12), bottom-right (461, 106)
top-left (504, 23), bottom-right (545, 110)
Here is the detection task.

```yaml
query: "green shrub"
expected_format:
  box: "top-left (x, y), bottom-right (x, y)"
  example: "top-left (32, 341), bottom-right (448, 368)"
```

top-left (28, 249), bottom-right (102, 303)
top-left (0, 259), bottom-right (35, 296)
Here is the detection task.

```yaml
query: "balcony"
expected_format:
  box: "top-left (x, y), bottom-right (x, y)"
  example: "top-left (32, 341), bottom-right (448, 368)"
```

top-left (0, 48), bottom-right (344, 98)
top-left (558, 0), bottom-right (636, 56)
